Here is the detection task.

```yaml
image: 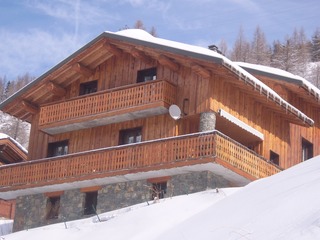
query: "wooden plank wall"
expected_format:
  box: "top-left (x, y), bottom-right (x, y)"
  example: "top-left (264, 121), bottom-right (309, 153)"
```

top-left (27, 50), bottom-right (319, 172)
top-left (208, 74), bottom-right (291, 166)
top-left (28, 53), bottom-right (207, 160)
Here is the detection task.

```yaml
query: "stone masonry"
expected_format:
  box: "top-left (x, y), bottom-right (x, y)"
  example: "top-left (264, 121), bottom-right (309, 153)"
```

top-left (13, 171), bottom-right (231, 231)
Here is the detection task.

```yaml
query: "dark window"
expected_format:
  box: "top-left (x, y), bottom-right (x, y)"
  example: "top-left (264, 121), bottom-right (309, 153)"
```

top-left (84, 191), bottom-right (98, 215)
top-left (79, 80), bottom-right (98, 95)
top-left (47, 140), bottom-right (69, 157)
top-left (46, 196), bottom-right (60, 220)
top-left (302, 138), bottom-right (313, 161)
top-left (270, 150), bottom-right (280, 166)
top-left (119, 127), bottom-right (142, 145)
top-left (137, 68), bottom-right (157, 83)
top-left (151, 182), bottom-right (167, 200)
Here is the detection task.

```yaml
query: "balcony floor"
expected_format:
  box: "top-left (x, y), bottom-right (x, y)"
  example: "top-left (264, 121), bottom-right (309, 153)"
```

top-left (42, 105), bottom-right (168, 134)
top-left (0, 162), bottom-right (250, 200)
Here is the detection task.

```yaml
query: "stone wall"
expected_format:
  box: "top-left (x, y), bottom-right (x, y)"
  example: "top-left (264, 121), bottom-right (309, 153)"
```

top-left (13, 171), bottom-right (231, 231)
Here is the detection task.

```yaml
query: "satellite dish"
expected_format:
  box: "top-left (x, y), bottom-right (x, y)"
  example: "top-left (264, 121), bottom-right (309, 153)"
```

top-left (169, 104), bottom-right (181, 120)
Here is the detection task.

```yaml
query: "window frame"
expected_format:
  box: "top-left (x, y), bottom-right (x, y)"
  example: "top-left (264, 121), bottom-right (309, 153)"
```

top-left (83, 191), bottom-right (98, 215)
top-left (137, 67), bottom-right (157, 83)
top-left (302, 138), bottom-right (313, 161)
top-left (46, 196), bottom-right (60, 220)
top-left (119, 127), bottom-right (142, 145)
top-left (269, 150), bottom-right (280, 166)
top-left (151, 182), bottom-right (167, 200)
top-left (47, 140), bottom-right (69, 158)
top-left (79, 80), bottom-right (98, 96)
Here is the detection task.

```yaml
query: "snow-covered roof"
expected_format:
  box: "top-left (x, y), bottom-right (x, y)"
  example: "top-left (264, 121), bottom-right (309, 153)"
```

top-left (115, 29), bottom-right (224, 61)
top-left (111, 30), bottom-right (314, 126)
top-left (237, 62), bottom-right (320, 101)
top-left (0, 133), bottom-right (27, 154)
top-left (0, 29), bottom-right (314, 126)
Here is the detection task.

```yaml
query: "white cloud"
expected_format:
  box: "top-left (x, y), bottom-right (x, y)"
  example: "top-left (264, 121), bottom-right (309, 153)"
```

top-left (26, 0), bottom-right (120, 27)
top-left (0, 28), bottom-right (81, 79)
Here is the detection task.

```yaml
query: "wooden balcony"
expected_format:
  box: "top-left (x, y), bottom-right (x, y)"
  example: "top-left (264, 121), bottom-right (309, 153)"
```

top-left (39, 79), bottom-right (177, 134)
top-left (0, 131), bottom-right (281, 197)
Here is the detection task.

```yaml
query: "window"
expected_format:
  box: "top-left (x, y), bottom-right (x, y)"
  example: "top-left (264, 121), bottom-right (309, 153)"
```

top-left (46, 196), bottom-right (60, 220)
top-left (137, 67), bottom-right (157, 83)
top-left (79, 80), bottom-right (97, 95)
top-left (270, 150), bottom-right (280, 166)
top-left (47, 140), bottom-right (69, 157)
top-left (302, 138), bottom-right (313, 161)
top-left (119, 127), bottom-right (142, 145)
top-left (84, 191), bottom-right (98, 215)
top-left (151, 182), bottom-right (167, 200)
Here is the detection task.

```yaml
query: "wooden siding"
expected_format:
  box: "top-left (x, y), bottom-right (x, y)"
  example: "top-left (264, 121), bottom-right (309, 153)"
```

top-left (0, 199), bottom-right (15, 219)
top-left (249, 75), bottom-right (320, 169)
top-left (208, 75), bottom-right (293, 167)
top-left (0, 131), bottom-right (280, 192)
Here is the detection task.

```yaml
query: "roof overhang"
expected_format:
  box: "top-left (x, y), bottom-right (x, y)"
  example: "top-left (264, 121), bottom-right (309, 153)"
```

top-left (0, 30), bottom-right (314, 127)
top-left (237, 62), bottom-right (320, 103)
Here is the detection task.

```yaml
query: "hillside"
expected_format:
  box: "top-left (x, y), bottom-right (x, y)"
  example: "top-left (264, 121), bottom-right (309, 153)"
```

top-left (1, 155), bottom-right (320, 240)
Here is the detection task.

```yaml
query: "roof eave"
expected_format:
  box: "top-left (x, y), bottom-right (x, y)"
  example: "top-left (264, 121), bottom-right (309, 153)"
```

top-left (0, 31), bottom-right (224, 112)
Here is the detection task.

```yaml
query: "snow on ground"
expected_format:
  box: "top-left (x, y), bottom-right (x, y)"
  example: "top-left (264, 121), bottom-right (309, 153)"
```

top-left (2, 155), bottom-right (320, 240)
top-left (0, 219), bottom-right (13, 236)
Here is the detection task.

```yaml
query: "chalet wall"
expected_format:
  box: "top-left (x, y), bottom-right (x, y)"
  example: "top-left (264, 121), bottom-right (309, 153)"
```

top-left (287, 97), bottom-right (320, 168)
top-left (12, 171), bottom-right (231, 232)
top-left (27, 49), bottom-right (318, 170)
top-left (28, 54), bottom-right (211, 160)
top-left (208, 75), bottom-right (291, 167)
top-left (0, 199), bottom-right (15, 219)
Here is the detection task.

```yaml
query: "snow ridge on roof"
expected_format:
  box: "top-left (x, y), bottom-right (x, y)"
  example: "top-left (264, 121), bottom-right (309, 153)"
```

top-left (237, 62), bottom-right (320, 101)
top-left (111, 29), bottom-right (314, 126)
top-left (0, 133), bottom-right (27, 154)
top-left (113, 29), bottom-right (224, 60)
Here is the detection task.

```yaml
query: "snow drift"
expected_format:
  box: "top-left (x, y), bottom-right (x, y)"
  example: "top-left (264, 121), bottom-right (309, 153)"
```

top-left (2, 155), bottom-right (320, 240)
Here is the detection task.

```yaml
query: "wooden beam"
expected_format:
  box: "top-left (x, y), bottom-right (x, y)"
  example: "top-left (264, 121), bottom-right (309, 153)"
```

top-left (158, 55), bottom-right (179, 72)
top-left (72, 63), bottom-right (94, 77)
top-left (104, 43), bottom-right (122, 56)
top-left (21, 100), bottom-right (38, 114)
top-left (191, 64), bottom-right (211, 78)
top-left (130, 47), bottom-right (152, 63)
top-left (46, 81), bottom-right (66, 97)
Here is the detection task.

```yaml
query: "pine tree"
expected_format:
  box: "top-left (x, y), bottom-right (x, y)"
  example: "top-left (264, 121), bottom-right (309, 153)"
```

top-left (249, 26), bottom-right (271, 65)
top-left (270, 29), bottom-right (310, 76)
top-left (311, 29), bottom-right (320, 62)
top-left (230, 27), bottom-right (251, 62)
top-left (0, 73), bottom-right (33, 148)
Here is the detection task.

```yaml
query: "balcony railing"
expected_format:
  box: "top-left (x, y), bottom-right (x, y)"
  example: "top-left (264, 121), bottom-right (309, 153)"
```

top-left (39, 79), bottom-right (177, 133)
top-left (0, 131), bottom-right (281, 192)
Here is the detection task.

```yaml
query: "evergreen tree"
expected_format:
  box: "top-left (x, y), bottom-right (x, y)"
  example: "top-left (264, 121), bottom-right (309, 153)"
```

top-left (230, 27), bottom-right (251, 62)
top-left (0, 73), bottom-right (33, 148)
top-left (311, 29), bottom-right (320, 62)
top-left (249, 26), bottom-right (271, 65)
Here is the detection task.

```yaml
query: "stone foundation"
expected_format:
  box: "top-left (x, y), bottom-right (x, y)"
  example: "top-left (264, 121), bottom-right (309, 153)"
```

top-left (13, 171), bottom-right (231, 231)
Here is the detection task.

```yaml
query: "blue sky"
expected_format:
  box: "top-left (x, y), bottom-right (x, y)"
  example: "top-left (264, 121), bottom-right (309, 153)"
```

top-left (0, 0), bottom-right (319, 80)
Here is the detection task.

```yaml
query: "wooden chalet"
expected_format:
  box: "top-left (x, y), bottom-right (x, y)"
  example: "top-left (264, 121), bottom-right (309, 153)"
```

top-left (0, 29), bottom-right (318, 231)
top-left (0, 133), bottom-right (27, 219)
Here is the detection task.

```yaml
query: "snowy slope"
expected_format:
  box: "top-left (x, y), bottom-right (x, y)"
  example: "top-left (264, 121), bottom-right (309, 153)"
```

top-left (2, 155), bottom-right (320, 240)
